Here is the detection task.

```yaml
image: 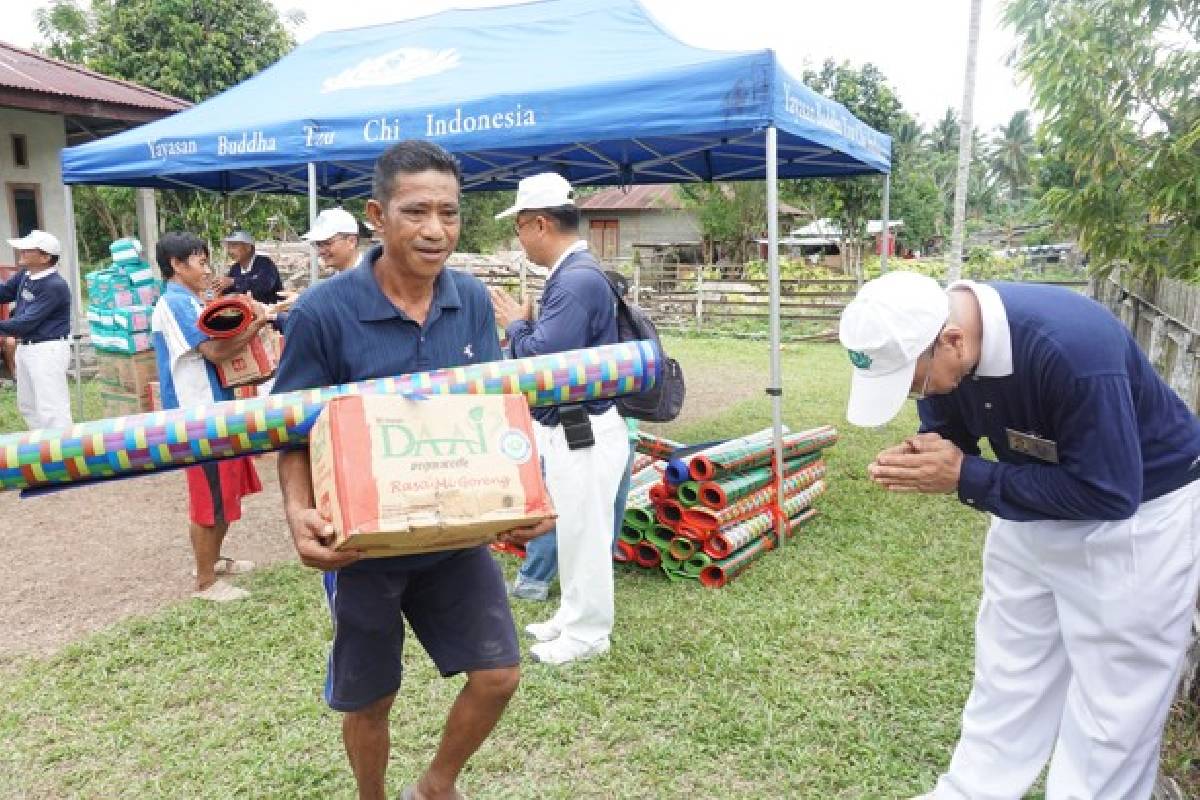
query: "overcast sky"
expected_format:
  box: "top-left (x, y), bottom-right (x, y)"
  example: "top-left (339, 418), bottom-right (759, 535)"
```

top-left (7, 0), bottom-right (1031, 135)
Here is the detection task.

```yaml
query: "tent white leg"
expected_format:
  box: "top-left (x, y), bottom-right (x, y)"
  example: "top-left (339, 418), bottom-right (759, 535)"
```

top-left (880, 172), bottom-right (891, 273)
top-left (308, 162), bottom-right (319, 285)
top-left (135, 188), bottom-right (160, 277)
top-left (62, 184), bottom-right (85, 420)
top-left (766, 126), bottom-right (785, 536)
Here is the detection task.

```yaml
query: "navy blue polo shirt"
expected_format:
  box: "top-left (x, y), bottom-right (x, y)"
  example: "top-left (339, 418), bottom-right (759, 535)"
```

top-left (919, 282), bottom-right (1200, 522)
top-left (0, 269), bottom-right (71, 342)
top-left (506, 248), bottom-right (618, 426)
top-left (273, 244), bottom-right (502, 391)
top-left (272, 244), bottom-right (503, 571)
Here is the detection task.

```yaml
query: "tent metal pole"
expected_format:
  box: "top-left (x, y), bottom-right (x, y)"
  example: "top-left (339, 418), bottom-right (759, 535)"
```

top-left (307, 162), bottom-right (319, 284)
top-left (880, 172), bottom-right (891, 273)
top-left (765, 126), bottom-right (785, 537)
top-left (63, 184), bottom-right (85, 420)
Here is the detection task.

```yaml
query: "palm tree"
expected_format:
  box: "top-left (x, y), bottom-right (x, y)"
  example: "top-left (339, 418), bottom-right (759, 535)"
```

top-left (989, 110), bottom-right (1035, 202)
top-left (930, 108), bottom-right (960, 155)
top-left (946, 0), bottom-right (982, 282)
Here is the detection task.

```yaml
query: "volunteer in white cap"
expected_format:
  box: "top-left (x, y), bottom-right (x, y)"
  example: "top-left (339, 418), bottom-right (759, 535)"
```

top-left (839, 271), bottom-right (1200, 799)
top-left (489, 172), bottom-right (630, 665)
top-left (1, 230), bottom-right (73, 430)
top-left (218, 230), bottom-right (285, 304)
top-left (302, 208), bottom-right (361, 274)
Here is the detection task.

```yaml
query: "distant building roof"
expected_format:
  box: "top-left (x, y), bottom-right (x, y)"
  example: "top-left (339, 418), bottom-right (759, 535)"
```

top-left (790, 218), bottom-right (903, 237)
top-left (579, 183), bottom-right (805, 215)
top-left (0, 40), bottom-right (188, 140)
top-left (578, 185), bottom-right (683, 211)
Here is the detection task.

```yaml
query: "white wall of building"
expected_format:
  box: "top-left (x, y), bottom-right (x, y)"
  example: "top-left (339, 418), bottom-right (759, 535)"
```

top-left (0, 107), bottom-right (68, 265)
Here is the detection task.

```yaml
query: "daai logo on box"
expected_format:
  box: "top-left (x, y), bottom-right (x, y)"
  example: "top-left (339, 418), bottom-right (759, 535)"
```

top-left (378, 406), bottom-right (532, 463)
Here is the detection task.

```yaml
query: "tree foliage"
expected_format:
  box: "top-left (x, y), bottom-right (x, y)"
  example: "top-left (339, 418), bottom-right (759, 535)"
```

top-left (35, 0), bottom-right (309, 263)
top-left (1005, 0), bottom-right (1200, 279)
top-left (36, 0), bottom-right (298, 103)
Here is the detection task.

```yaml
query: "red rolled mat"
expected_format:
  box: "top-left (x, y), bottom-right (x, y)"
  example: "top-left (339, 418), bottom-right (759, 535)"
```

top-left (676, 523), bottom-right (708, 544)
top-left (648, 483), bottom-right (671, 504)
top-left (656, 498), bottom-right (685, 527)
top-left (613, 540), bottom-right (636, 564)
top-left (197, 295), bottom-right (256, 339)
top-left (699, 508), bottom-right (819, 588)
top-left (634, 541), bottom-right (663, 569)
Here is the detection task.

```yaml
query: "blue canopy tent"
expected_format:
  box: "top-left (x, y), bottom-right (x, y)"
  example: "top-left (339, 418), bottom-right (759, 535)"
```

top-left (61, 0), bottom-right (891, 514)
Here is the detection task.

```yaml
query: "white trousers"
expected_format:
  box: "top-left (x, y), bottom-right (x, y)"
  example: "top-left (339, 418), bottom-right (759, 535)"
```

top-left (15, 339), bottom-right (72, 431)
top-left (534, 407), bottom-right (630, 647)
top-left (934, 479), bottom-right (1200, 800)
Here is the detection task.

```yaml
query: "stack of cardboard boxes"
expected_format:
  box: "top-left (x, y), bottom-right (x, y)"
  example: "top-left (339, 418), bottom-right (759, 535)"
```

top-left (85, 238), bottom-right (163, 416)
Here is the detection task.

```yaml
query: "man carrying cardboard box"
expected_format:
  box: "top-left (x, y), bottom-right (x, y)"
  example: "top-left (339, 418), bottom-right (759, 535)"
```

top-left (151, 232), bottom-right (268, 603)
top-left (272, 140), bottom-right (551, 800)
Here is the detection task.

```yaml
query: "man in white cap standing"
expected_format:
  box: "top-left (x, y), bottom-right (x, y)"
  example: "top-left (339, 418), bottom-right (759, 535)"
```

top-left (303, 208), bottom-right (362, 275)
top-left (839, 271), bottom-right (1200, 799)
top-left (1, 229), bottom-right (73, 430)
top-left (489, 172), bottom-right (630, 665)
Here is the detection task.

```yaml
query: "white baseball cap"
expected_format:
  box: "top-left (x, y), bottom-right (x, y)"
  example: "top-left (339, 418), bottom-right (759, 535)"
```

top-left (303, 208), bottom-right (360, 241)
top-left (838, 271), bottom-right (949, 427)
top-left (7, 229), bottom-right (62, 256)
top-left (495, 172), bottom-right (575, 219)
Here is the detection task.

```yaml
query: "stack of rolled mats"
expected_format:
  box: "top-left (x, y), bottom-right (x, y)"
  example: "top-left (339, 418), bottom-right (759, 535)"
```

top-left (617, 425), bottom-right (837, 588)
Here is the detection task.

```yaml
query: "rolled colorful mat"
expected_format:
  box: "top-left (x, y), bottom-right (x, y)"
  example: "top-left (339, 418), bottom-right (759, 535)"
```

top-left (197, 295), bottom-right (256, 339)
top-left (631, 454), bottom-right (654, 474)
top-left (684, 461), bottom-right (826, 534)
top-left (634, 430), bottom-right (685, 461)
top-left (703, 482), bottom-right (827, 560)
top-left (698, 453), bottom-right (821, 510)
top-left (0, 340), bottom-right (659, 493)
top-left (667, 535), bottom-right (697, 562)
top-left (648, 483), bottom-right (671, 504)
top-left (689, 425), bottom-right (838, 482)
top-left (634, 541), bottom-right (663, 569)
top-left (682, 551), bottom-right (712, 577)
top-left (699, 507), bottom-right (820, 588)
top-left (676, 523), bottom-right (708, 544)
top-left (613, 540), bottom-right (636, 564)
top-left (677, 481), bottom-right (701, 507)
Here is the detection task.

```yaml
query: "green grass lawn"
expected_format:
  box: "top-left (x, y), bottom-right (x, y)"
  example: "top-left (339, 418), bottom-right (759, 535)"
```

top-left (0, 337), bottom-right (1193, 798)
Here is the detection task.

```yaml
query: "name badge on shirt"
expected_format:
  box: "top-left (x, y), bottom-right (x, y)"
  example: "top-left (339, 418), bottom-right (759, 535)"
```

top-left (1006, 428), bottom-right (1059, 463)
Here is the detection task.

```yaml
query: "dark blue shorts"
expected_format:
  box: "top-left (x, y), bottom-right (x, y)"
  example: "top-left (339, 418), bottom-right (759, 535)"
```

top-left (321, 546), bottom-right (520, 712)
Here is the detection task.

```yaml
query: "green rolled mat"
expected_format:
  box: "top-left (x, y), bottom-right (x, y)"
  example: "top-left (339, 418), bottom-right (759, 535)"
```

top-left (635, 431), bottom-right (686, 460)
top-left (685, 462), bottom-right (826, 534)
top-left (619, 521), bottom-right (646, 545)
top-left (702, 481), bottom-right (827, 559)
top-left (700, 508), bottom-right (819, 588)
top-left (698, 453), bottom-right (820, 510)
top-left (689, 425), bottom-right (839, 482)
top-left (682, 551), bottom-right (712, 577)
top-left (661, 554), bottom-right (683, 573)
top-left (677, 480), bottom-right (701, 507)
top-left (623, 504), bottom-right (656, 531)
top-left (646, 524), bottom-right (676, 552)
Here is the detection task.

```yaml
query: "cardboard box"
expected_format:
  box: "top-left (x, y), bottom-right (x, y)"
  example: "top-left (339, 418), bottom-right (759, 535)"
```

top-left (101, 387), bottom-right (153, 417)
top-left (310, 394), bottom-right (555, 558)
top-left (97, 350), bottom-right (159, 395)
top-left (145, 381), bottom-right (161, 411)
top-left (214, 326), bottom-right (281, 388)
